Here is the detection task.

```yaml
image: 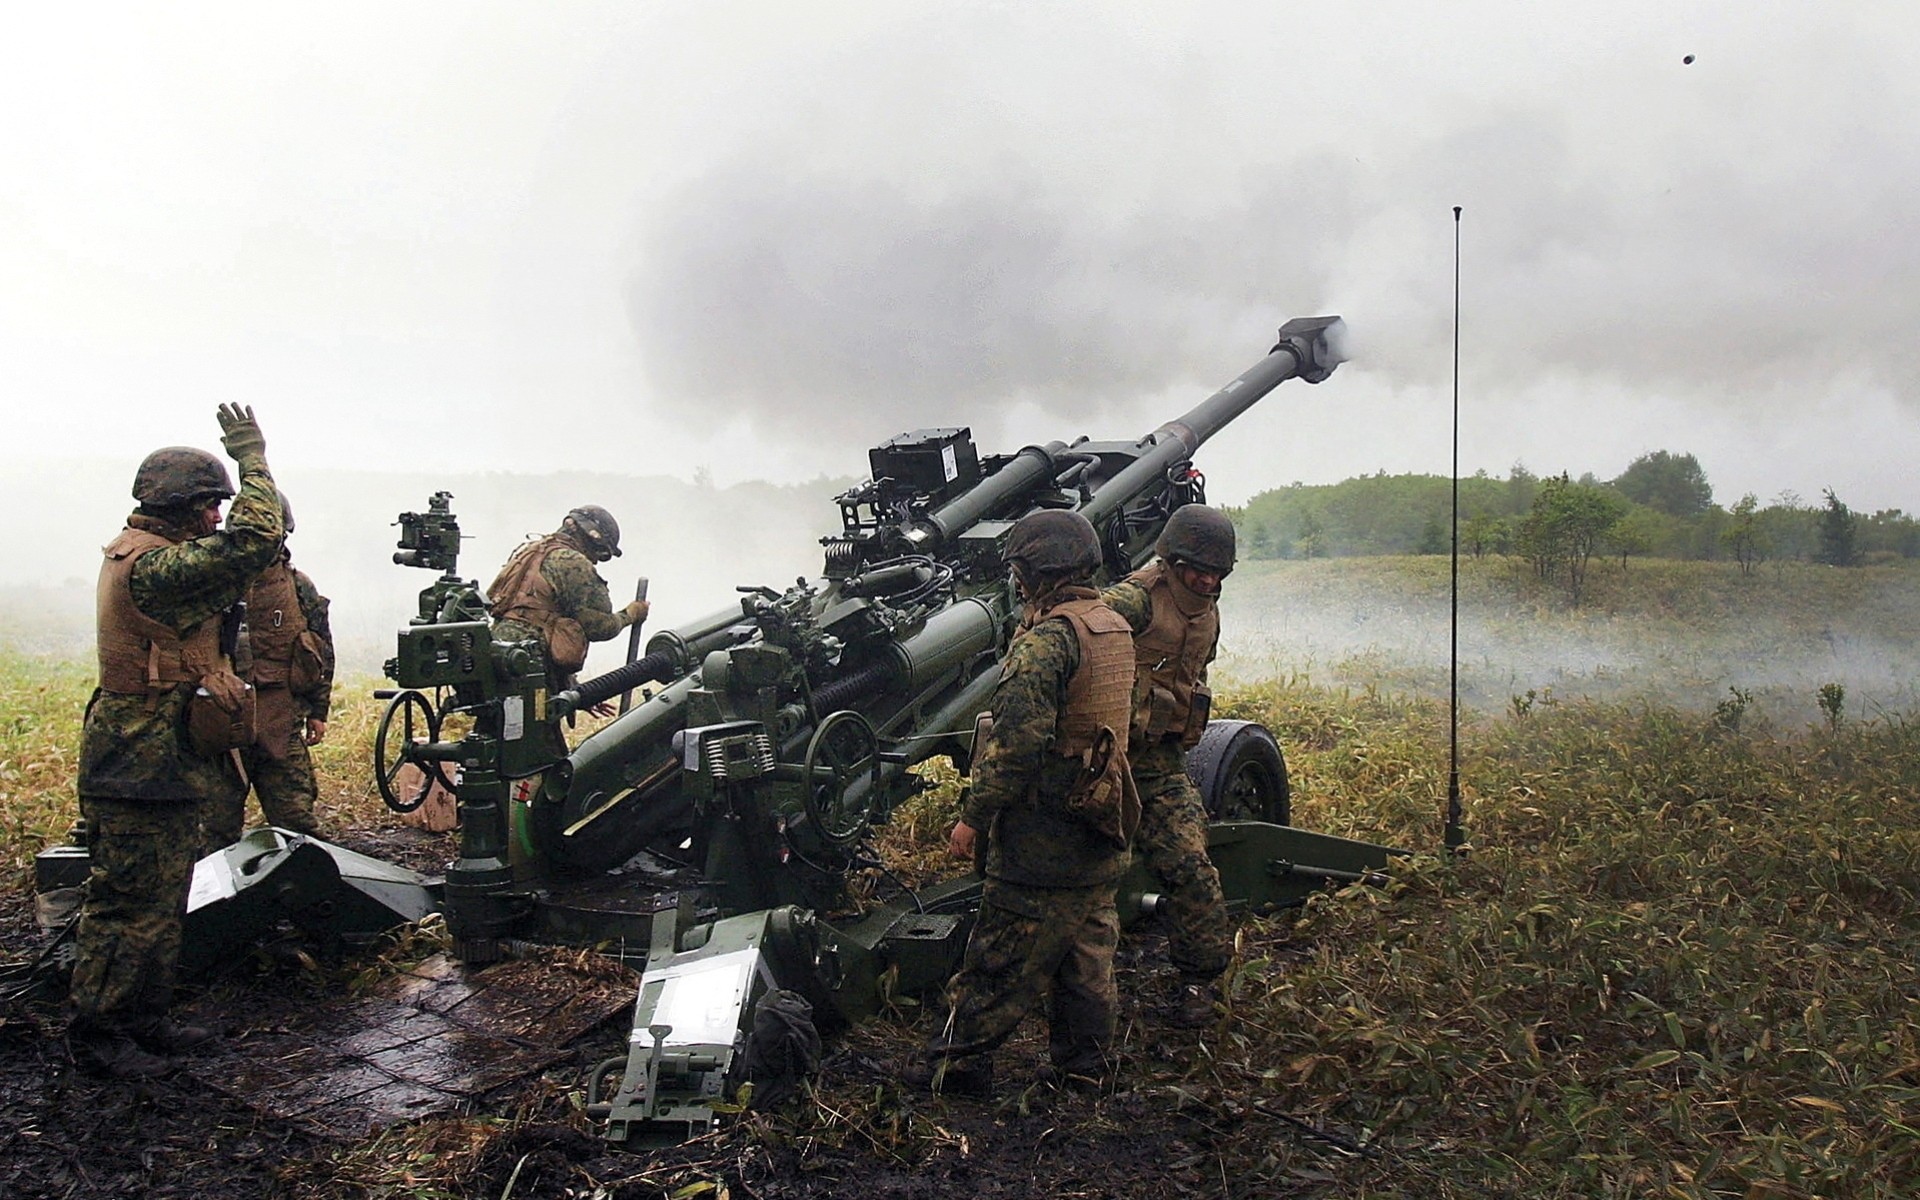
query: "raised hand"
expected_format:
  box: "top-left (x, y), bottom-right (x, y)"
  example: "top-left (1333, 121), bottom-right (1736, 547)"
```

top-left (216, 403), bottom-right (267, 460)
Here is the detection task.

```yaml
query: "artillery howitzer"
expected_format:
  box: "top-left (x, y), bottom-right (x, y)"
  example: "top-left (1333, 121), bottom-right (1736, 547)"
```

top-left (358, 315), bottom-right (1399, 1144)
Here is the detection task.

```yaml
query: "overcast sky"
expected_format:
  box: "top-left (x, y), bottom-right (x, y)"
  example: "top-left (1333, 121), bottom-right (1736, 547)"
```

top-left (7, 1), bottom-right (1919, 516)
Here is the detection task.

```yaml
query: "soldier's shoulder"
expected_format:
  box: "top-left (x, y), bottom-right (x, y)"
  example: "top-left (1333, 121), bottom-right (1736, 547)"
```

top-left (542, 545), bottom-right (598, 574)
top-left (1098, 578), bottom-right (1152, 625)
top-left (1011, 615), bottom-right (1080, 673)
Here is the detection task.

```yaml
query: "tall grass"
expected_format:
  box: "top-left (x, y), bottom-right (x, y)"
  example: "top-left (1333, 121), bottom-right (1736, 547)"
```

top-left (0, 656), bottom-right (90, 880)
top-left (0, 658), bottom-right (394, 881)
top-left (1197, 678), bottom-right (1920, 1197)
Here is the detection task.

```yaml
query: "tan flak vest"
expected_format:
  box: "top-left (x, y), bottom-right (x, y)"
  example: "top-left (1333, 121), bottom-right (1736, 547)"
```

top-left (246, 558), bottom-right (324, 758)
top-left (1125, 560), bottom-right (1219, 747)
top-left (1040, 595), bottom-right (1140, 849)
top-left (245, 559), bottom-right (307, 686)
top-left (1044, 597), bottom-right (1136, 758)
top-left (97, 528), bottom-right (225, 696)
top-left (487, 534), bottom-right (589, 673)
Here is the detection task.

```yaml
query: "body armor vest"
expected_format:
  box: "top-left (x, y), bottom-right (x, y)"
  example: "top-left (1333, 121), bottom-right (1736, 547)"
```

top-left (487, 534), bottom-right (587, 668)
top-left (1039, 595), bottom-right (1135, 757)
top-left (1126, 560), bottom-right (1219, 746)
top-left (244, 559), bottom-right (307, 685)
top-left (96, 528), bottom-right (224, 695)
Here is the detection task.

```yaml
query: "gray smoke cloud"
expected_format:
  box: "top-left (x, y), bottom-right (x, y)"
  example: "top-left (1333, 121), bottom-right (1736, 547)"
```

top-left (622, 5), bottom-right (1920, 452)
top-left (627, 157), bottom-right (1356, 437)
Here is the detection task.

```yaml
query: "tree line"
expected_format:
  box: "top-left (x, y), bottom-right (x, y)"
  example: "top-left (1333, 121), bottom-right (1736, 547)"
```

top-left (1230, 451), bottom-right (1915, 603)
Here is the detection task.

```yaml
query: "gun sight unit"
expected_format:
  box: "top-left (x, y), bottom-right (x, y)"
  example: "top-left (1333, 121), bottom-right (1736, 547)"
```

top-left (393, 490), bottom-right (463, 573)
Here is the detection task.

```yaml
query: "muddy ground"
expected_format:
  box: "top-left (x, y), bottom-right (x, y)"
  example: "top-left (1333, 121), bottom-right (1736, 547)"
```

top-left (0, 827), bottom-right (1374, 1200)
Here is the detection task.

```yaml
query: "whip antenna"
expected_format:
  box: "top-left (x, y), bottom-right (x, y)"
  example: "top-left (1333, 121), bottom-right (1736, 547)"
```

top-left (1446, 205), bottom-right (1468, 853)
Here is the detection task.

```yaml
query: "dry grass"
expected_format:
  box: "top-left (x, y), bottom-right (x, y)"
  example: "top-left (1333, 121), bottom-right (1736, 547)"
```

top-left (1184, 681), bottom-right (1920, 1197)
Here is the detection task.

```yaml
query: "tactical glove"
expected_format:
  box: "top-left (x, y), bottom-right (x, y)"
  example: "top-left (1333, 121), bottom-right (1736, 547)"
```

top-left (216, 403), bottom-right (268, 462)
top-left (622, 599), bottom-right (650, 626)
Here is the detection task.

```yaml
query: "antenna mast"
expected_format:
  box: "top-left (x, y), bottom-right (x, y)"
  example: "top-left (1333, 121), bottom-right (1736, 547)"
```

top-left (1446, 205), bottom-right (1468, 853)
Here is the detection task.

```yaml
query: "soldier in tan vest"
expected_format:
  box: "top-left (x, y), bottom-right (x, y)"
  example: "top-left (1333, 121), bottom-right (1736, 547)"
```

top-left (486, 505), bottom-right (646, 686)
top-left (908, 509), bottom-right (1139, 1097)
top-left (203, 495), bottom-right (335, 847)
top-left (69, 406), bottom-right (284, 1078)
top-left (1102, 504), bottom-right (1237, 1026)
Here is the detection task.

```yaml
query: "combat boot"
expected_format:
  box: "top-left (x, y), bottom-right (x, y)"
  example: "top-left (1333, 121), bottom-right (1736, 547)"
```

top-left (902, 1052), bottom-right (995, 1099)
top-left (68, 1017), bottom-right (174, 1080)
top-left (130, 1014), bottom-right (217, 1055)
top-left (1170, 977), bottom-right (1225, 1028)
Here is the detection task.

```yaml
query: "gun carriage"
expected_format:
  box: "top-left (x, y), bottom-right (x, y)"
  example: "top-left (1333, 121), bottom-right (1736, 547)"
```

top-left (360, 315), bottom-right (1397, 1143)
top-left (25, 316), bottom-right (1396, 1146)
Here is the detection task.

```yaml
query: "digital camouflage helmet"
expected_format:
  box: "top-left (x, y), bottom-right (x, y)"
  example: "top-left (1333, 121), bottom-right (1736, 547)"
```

top-left (1155, 504), bottom-right (1236, 575)
top-left (1003, 509), bottom-right (1102, 580)
top-left (564, 505), bottom-right (623, 560)
top-left (132, 446), bottom-right (236, 511)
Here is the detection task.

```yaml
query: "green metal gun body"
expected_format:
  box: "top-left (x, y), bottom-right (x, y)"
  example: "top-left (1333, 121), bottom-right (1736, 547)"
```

top-left (362, 318), bottom-right (1407, 1144)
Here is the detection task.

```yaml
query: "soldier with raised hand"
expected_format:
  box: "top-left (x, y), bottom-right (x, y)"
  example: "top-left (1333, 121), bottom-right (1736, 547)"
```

top-left (69, 405), bottom-right (284, 1078)
top-left (908, 509), bottom-right (1139, 1097)
top-left (204, 494), bottom-right (335, 848)
top-left (486, 505), bottom-right (647, 691)
top-left (1101, 503), bottom-right (1238, 1027)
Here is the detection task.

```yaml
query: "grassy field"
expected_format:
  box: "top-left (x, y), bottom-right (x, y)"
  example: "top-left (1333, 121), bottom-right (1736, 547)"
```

top-left (3, 557), bottom-right (1917, 1197)
top-left (1219, 555), bottom-right (1920, 724)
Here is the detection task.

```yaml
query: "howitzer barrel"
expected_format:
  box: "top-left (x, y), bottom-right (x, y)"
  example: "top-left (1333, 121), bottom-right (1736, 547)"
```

top-left (1079, 315), bottom-right (1345, 528)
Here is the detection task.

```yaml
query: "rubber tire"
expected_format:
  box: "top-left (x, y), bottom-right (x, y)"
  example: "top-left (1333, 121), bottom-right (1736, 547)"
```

top-left (1184, 719), bottom-right (1291, 825)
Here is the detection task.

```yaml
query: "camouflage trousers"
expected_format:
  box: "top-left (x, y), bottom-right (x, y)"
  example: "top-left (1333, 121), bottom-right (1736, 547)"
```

top-left (204, 721), bottom-right (319, 851)
top-left (1131, 738), bottom-right (1233, 980)
top-left (930, 878), bottom-right (1120, 1075)
top-left (69, 796), bottom-right (204, 1021)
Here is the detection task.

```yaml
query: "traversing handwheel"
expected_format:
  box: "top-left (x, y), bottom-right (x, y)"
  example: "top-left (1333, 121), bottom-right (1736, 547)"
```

top-left (802, 710), bottom-right (881, 846)
top-left (373, 689), bottom-right (450, 813)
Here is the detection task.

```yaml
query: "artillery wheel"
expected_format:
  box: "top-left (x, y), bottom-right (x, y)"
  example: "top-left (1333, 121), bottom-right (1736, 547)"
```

top-left (1185, 720), bottom-right (1290, 825)
top-left (374, 690), bottom-right (450, 813)
top-left (803, 711), bottom-right (880, 847)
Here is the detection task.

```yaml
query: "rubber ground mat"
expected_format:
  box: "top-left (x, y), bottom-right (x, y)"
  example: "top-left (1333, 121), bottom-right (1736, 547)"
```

top-left (184, 951), bottom-right (635, 1138)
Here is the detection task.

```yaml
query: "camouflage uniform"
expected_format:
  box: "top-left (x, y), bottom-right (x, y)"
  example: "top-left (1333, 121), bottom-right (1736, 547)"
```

top-left (72, 449), bottom-right (283, 1032)
top-left (928, 584), bottom-right (1137, 1083)
top-left (487, 531), bottom-right (636, 682)
top-left (205, 554), bottom-right (334, 845)
top-left (1103, 563), bottom-right (1235, 981)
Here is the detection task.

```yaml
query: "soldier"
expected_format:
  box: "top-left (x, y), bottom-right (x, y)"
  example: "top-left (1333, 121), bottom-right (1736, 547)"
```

top-left (908, 509), bottom-right (1138, 1097)
top-left (1101, 503), bottom-right (1237, 1026)
top-left (69, 405), bottom-right (284, 1078)
top-left (203, 495), bottom-right (335, 848)
top-left (486, 505), bottom-right (646, 688)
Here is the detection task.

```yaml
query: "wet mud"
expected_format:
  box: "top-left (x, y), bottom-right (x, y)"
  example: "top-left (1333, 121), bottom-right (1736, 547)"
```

top-left (1, 839), bottom-right (1342, 1200)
